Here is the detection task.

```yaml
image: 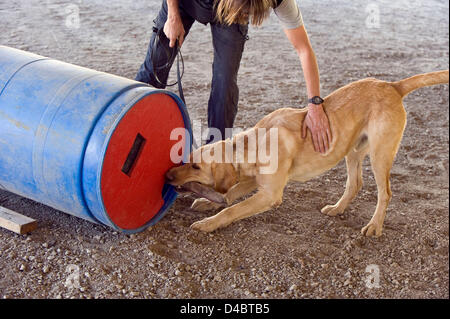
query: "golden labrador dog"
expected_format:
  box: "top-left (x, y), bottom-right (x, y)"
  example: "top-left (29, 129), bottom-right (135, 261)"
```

top-left (166, 70), bottom-right (449, 237)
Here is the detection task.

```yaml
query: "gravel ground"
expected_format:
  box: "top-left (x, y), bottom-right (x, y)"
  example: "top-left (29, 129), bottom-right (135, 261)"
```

top-left (0, 0), bottom-right (448, 299)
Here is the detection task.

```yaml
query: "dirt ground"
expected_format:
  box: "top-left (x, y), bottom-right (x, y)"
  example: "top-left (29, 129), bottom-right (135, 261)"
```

top-left (0, 0), bottom-right (448, 299)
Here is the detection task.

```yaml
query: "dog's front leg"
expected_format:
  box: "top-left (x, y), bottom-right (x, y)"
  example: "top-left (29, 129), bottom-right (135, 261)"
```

top-left (190, 189), bottom-right (281, 232)
top-left (191, 198), bottom-right (224, 212)
top-left (190, 168), bottom-right (289, 233)
top-left (191, 178), bottom-right (257, 212)
top-left (224, 178), bottom-right (257, 204)
top-left (191, 159), bottom-right (291, 232)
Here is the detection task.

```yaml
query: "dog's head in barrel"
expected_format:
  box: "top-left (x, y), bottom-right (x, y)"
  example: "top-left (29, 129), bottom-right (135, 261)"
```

top-left (165, 140), bottom-right (238, 203)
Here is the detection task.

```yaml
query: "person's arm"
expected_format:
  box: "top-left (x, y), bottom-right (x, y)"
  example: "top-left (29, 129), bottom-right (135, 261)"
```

top-left (164, 0), bottom-right (185, 47)
top-left (283, 25), bottom-right (332, 153)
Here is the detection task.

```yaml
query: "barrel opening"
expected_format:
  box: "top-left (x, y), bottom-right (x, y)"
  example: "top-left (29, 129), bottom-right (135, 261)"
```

top-left (121, 133), bottom-right (146, 177)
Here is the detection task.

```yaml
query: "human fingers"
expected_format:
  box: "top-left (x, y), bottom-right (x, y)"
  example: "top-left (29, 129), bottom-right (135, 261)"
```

top-left (169, 35), bottom-right (176, 48)
top-left (179, 33), bottom-right (185, 47)
top-left (311, 132), bottom-right (321, 153)
top-left (317, 133), bottom-right (325, 153)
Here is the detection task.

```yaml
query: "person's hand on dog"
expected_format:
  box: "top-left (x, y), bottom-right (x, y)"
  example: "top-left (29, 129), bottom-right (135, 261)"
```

top-left (302, 104), bottom-right (332, 153)
top-left (164, 8), bottom-right (185, 48)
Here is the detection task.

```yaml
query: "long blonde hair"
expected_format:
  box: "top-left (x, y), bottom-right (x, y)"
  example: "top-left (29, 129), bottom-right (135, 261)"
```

top-left (215, 0), bottom-right (277, 26)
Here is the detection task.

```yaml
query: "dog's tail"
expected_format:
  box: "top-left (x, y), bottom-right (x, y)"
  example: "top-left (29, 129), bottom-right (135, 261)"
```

top-left (392, 70), bottom-right (449, 98)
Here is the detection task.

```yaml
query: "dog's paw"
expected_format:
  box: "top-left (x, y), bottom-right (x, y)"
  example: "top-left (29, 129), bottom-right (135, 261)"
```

top-left (361, 222), bottom-right (382, 238)
top-left (321, 204), bottom-right (345, 216)
top-left (191, 198), bottom-right (223, 212)
top-left (190, 217), bottom-right (220, 233)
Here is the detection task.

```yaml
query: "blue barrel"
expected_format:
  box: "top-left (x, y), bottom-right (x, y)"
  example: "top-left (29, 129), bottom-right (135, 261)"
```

top-left (0, 46), bottom-right (192, 234)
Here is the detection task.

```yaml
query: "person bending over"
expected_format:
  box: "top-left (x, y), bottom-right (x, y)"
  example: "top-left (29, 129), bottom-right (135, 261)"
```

top-left (136, 0), bottom-right (331, 153)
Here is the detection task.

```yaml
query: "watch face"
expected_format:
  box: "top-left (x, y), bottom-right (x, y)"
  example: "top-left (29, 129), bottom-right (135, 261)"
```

top-left (312, 97), bottom-right (323, 104)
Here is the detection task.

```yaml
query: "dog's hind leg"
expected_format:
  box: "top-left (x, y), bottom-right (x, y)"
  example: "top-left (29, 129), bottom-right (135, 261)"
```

top-left (321, 142), bottom-right (369, 217)
top-left (361, 108), bottom-right (406, 237)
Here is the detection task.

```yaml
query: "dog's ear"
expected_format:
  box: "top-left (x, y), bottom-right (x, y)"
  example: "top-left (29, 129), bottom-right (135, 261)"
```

top-left (211, 162), bottom-right (237, 194)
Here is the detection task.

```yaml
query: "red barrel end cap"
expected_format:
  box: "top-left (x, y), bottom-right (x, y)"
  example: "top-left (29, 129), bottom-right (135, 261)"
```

top-left (101, 93), bottom-right (185, 230)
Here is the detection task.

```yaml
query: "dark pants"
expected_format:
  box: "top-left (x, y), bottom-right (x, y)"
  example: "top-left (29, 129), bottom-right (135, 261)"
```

top-left (135, 0), bottom-right (248, 143)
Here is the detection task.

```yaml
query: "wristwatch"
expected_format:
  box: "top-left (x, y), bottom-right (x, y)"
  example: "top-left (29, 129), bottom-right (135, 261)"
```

top-left (308, 96), bottom-right (324, 105)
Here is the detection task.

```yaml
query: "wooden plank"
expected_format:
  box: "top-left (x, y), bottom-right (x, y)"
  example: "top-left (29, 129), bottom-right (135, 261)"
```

top-left (0, 206), bottom-right (37, 235)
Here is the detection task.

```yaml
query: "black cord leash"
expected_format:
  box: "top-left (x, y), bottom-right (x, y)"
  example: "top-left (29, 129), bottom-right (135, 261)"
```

top-left (151, 27), bottom-right (198, 150)
top-left (151, 27), bottom-right (185, 90)
top-left (176, 47), bottom-right (185, 104)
